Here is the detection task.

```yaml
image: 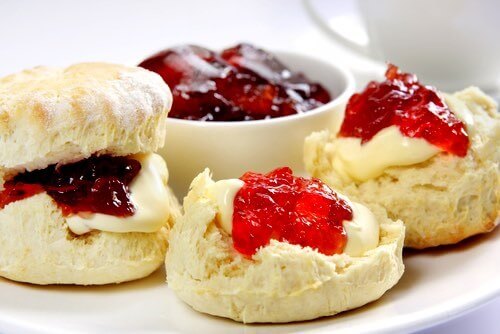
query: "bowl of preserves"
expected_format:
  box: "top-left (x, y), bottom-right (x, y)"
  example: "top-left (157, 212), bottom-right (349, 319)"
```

top-left (139, 43), bottom-right (355, 196)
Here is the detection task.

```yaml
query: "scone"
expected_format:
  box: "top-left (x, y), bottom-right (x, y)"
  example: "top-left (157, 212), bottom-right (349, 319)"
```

top-left (305, 64), bottom-right (499, 248)
top-left (0, 63), bottom-right (181, 285)
top-left (166, 167), bottom-right (404, 323)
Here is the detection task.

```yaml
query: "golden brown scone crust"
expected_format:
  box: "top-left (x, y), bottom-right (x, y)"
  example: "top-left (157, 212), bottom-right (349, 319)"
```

top-left (305, 87), bottom-right (499, 248)
top-left (0, 63), bottom-right (171, 175)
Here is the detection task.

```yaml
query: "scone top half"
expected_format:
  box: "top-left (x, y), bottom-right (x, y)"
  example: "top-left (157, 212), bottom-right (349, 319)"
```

top-left (0, 62), bottom-right (171, 174)
top-left (166, 168), bottom-right (405, 323)
top-left (0, 63), bottom-right (180, 285)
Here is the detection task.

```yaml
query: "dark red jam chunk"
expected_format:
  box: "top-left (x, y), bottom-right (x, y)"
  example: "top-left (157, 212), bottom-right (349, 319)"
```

top-left (232, 167), bottom-right (352, 257)
top-left (139, 43), bottom-right (331, 121)
top-left (339, 64), bottom-right (469, 156)
top-left (0, 155), bottom-right (141, 217)
top-left (0, 183), bottom-right (44, 209)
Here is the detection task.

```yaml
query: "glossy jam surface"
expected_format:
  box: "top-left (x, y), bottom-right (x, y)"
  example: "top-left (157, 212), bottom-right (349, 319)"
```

top-left (339, 64), bottom-right (469, 156)
top-left (0, 156), bottom-right (141, 216)
top-left (232, 167), bottom-right (352, 256)
top-left (139, 43), bottom-right (331, 121)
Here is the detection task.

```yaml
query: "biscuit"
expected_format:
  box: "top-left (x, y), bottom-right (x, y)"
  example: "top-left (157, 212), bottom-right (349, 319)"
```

top-left (166, 170), bottom-right (404, 323)
top-left (0, 63), bottom-right (179, 284)
top-left (305, 87), bottom-right (499, 248)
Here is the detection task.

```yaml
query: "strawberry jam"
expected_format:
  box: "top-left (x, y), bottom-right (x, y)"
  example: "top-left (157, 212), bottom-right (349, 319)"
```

top-left (339, 64), bottom-right (469, 156)
top-left (232, 167), bottom-right (352, 256)
top-left (0, 155), bottom-right (141, 217)
top-left (139, 43), bottom-right (331, 121)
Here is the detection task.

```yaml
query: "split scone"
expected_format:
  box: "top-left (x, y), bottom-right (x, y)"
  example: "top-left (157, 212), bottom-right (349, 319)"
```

top-left (305, 65), bottom-right (499, 249)
top-left (166, 167), bottom-right (404, 323)
top-left (0, 63), bottom-right (181, 285)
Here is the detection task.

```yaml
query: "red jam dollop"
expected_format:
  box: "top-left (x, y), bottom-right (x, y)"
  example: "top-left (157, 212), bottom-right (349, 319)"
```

top-left (339, 64), bottom-right (469, 156)
top-left (232, 167), bottom-right (352, 256)
top-left (139, 43), bottom-right (331, 121)
top-left (0, 155), bottom-right (141, 217)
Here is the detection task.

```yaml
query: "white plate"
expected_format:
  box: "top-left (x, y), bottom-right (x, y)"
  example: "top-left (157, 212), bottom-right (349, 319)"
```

top-left (0, 228), bottom-right (498, 334)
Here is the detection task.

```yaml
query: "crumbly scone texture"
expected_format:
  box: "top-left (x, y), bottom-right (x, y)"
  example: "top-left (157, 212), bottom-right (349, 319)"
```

top-left (304, 87), bottom-right (500, 248)
top-left (0, 186), bottom-right (181, 285)
top-left (0, 63), bottom-right (172, 174)
top-left (166, 170), bottom-right (404, 323)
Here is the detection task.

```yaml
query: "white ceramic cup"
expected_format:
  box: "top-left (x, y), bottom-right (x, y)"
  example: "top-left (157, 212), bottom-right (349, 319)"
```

top-left (159, 51), bottom-right (355, 197)
top-left (305, 0), bottom-right (500, 91)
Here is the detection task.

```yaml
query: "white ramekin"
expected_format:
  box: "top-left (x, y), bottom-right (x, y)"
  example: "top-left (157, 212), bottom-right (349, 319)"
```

top-left (158, 51), bottom-right (355, 196)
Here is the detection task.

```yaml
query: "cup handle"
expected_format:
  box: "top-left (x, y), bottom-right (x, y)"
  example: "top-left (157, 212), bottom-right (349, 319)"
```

top-left (303, 0), bottom-right (374, 58)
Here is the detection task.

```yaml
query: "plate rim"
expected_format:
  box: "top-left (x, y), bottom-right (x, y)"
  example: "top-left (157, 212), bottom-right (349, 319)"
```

top-left (0, 278), bottom-right (498, 334)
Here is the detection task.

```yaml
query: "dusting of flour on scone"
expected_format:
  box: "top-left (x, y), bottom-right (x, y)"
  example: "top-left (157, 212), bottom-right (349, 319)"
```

top-left (166, 168), bottom-right (404, 323)
top-left (304, 65), bottom-right (499, 249)
top-left (0, 63), bottom-right (181, 285)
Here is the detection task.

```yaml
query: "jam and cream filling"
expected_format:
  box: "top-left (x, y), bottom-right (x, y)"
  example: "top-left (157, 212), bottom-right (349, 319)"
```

top-left (67, 153), bottom-right (170, 234)
top-left (207, 168), bottom-right (379, 257)
top-left (0, 153), bottom-right (170, 235)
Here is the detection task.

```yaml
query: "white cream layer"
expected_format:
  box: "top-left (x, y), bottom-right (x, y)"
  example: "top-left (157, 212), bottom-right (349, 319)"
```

top-left (210, 178), bottom-right (245, 235)
top-left (208, 179), bottom-right (379, 257)
top-left (327, 126), bottom-right (441, 182)
top-left (339, 195), bottom-right (379, 256)
top-left (67, 153), bottom-right (170, 235)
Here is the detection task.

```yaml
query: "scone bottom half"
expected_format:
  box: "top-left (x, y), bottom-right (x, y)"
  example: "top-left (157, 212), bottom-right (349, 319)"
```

top-left (166, 168), bottom-right (405, 323)
top-left (304, 65), bottom-right (500, 249)
top-left (0, 63), bottom-right (181, 285)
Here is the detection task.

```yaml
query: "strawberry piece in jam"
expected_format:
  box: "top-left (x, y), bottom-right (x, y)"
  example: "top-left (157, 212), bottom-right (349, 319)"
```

top-left (138, 43), bottom-right (331, 121)
top-left (232, 167), bottom-right (352, 256)
top-left (0, 155), bottom-right (141, 217)
top-left (339, 64), bottom-right (469, 156)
